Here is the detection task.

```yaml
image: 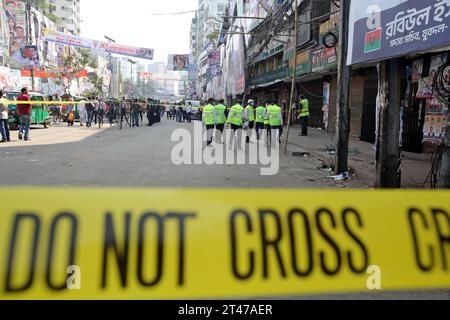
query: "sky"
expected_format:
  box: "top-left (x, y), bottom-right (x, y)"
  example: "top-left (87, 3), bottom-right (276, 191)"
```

top-left (81, 0), bottom-right (198, 63)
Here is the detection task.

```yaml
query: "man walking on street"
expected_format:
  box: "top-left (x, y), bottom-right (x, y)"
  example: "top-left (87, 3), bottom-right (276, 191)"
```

top-left (131, 99), bottom-right (140, 127)
top-left (0, 91), bottom-right (10, 143)
top-left (17, 88), bottom-right (32, 141)
top-left (214, 99), bottom-right (227, 144)
top-left (298, 95), bottom-right (310, 136)
top-left (86, 98), bottom-right (94, 127)
top-left (78, 97), bottom-right (87, 127)
top-left (255, 103), bottom-right (266, 141)
top-left (245, 99), bottom-right (256, 144)
top-left (203, 99), bottom-right (216, 146)
top-left (186, 102), bottom-right (193, 123)
top-left (227, 100), bottom-right (245, 149)
top-left (267, 100), bottom-right (283, 146)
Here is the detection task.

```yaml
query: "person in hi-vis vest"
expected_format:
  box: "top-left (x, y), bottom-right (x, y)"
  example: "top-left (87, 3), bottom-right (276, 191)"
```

top-left (255, 103), bottom-right (266, 141)
top-left (297, 95), bottom-right (310, 136)
top-left (227, 99), bottom-right (245, 149)
top-left (214, 99), bottom-right (227, 144)
top-left (203, 98), bottom-right (216, 146)
top-left (244, 99), bottom-right (256, 144)
top-left (266, 100), bottom-right (283, 146)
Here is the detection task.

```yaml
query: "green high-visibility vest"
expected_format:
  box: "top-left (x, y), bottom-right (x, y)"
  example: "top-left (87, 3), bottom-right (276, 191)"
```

top-left (203, 104), bottom-right (215, 125)
top-left (267, 104), bottom-right (282, 126)
top-left (245, 105), bottom-right (255, 122)
top-left (300, 99), bottom-right (310, 117)
top-left (264, 106), bottom-right (270, 125)
top-left (228, 104), bottom-right (244, 126)
top-left (255, 106), bottom-right (266, 123)
top-left (214, 104), bottom-right (227, 124)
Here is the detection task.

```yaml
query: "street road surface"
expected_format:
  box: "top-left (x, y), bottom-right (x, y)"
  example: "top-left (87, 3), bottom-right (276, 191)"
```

top-left (0, 120), bottom-right (368, 188)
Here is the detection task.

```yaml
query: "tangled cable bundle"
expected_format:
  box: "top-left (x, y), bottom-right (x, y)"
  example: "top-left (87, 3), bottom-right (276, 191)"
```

top-left (424, 57), bottom-right (450, 188)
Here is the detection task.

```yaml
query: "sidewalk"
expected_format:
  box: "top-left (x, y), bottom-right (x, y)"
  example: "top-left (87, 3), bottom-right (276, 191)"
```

top-left (286, 126), bottom-right (433, 189)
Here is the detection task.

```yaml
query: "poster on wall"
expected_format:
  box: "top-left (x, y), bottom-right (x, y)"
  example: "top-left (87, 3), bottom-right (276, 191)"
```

top-left (348, 0), bottom-right (450, 65)
top-left (416, 54), bottom-right (447, 99)
top-left (423, 115), bottom-right (447, 141)
top-left (312, 47), bottom-right (337, 73)
top-left (0, 66), bottom-right (13, 89)
top-left (32, 8), bottom-right (58, 68)
top-left (11, 45), bottom-right (40, 68)
top-left (167, 54), bottom-right (189, 71)
top-left (208, 51), bottom-right (220, 66)
top-left (0, 2), bottom-right (10, 54)
top-left (5, 0), bottom-right (27, 68)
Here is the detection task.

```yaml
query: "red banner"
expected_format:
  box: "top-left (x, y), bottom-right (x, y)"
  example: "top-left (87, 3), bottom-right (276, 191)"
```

top-left (21, 68), bottom-right (88, 78)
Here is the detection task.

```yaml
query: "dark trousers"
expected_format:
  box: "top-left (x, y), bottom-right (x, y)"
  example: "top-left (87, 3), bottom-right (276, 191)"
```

top-left (147, 112), bottom-right (153, 126)
top-left (206, 124), bottom-right (215, 145)
top-left (0, 119), bottom-right (10, 141)
top-left (216, 123), bottom-right (224, 142)
top-left (255, 122), bottom-right (264, 139)
top-left (271, 125), bottom-right (283, 143)
top-left (186, 113), bottom-right (192, 123)
top-left (300, 116), bottom-right (308, 136)
top-left (229, 124), bottom-right (243, 147)
top-left (87, 110), bottom-right (93, 126)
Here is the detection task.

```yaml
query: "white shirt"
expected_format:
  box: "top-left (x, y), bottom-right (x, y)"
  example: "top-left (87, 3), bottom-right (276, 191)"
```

top-left (0, 98), bottom-right (8, 119)
top-left (78, 101), bottom-right (86, 113)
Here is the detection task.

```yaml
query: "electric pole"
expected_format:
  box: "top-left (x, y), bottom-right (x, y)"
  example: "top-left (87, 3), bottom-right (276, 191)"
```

top-left (284, 0), bottom-right (299, 154)
top-left (336, 0), bottom-right (352, 174)
top-left (375, 59), bottom-right (402, 188)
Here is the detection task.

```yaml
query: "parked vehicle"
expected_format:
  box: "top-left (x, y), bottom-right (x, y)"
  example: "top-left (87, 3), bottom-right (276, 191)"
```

top-left (7, 91), bottom-right (52, 130)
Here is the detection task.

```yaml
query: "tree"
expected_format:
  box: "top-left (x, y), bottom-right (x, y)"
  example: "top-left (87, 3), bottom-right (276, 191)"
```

top-left (61, 49), bottom-right (98, 95)
top-left (83, 73), bottom-right (104, 98)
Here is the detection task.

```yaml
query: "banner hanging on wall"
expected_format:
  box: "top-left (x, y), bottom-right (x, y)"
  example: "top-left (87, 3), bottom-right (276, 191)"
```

top-left (43, 29), bottom-right (154, 60)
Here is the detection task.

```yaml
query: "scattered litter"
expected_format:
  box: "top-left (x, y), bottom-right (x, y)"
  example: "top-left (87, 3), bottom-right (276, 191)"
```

top-left (328, 171), bottom-right (351, 181)
top-left (292, 151), bottom-right (310, 157)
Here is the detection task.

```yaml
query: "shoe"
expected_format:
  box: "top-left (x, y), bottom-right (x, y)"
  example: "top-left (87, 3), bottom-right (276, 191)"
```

top-left (24, 138), bottom-right (31, 142)
top-left (7, 138), bottom-right (10, 142)
top-left (0, 140), bottom-right (6, 143)
top-left (18, 132), bottom-right (23, 140)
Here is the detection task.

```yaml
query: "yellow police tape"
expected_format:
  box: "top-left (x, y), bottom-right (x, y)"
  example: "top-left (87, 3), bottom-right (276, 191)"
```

top-left (0, 188), bottom-right (449, 300)
top-left (5, 101), bottom-right (82, 105)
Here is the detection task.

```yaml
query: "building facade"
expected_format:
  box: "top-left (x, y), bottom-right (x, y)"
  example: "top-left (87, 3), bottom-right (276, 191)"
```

top-left (47, 0), bottom-right (81, 35)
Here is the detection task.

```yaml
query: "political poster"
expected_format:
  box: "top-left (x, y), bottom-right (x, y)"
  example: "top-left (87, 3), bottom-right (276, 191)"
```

top-left (208, 51), bottom-right (220, 66)
top-left (168, 54), bottom-right (189, 72)
top-left (10, 45), bottom-right (40, 68)
top-left (4, 0), bottom-right (27, 67)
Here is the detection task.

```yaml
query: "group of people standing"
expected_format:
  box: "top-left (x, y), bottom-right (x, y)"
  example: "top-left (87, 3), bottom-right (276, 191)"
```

top-left (168, 103), bottom-right (193, 123)
top-left (202, 98), bottom-right (283, 147)
top-left (201, 96), bottom-right (310, 147)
